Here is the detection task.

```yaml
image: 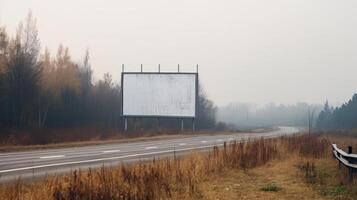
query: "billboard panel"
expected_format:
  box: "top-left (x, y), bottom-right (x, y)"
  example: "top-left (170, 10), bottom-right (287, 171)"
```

top-left (122, 73), bottom-right (197, 118)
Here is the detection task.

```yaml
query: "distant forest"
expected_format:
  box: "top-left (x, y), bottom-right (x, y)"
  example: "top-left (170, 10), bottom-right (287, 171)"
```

top-left (0, 14), bottom-right (217, 133)
top-left (316, 94), bottom-right (357, 130)
top-left (219, 93), bottom-right (357, 131)
top-left (218, 102), bottom-right (322, 129)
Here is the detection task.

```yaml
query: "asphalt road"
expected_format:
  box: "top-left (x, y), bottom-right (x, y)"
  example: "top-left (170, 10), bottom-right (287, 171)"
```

top-left (0, 126), bottom-right (300, 183)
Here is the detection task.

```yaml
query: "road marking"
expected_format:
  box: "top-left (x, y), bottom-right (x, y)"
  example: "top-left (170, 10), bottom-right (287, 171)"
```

top-left (217, 139), bottom-right (223, 142)
top-left (0, 144), bottom-right (224, 174)
top-left (102, 150), bottom-right (121, 153)
top-left (201, 141), bottom-right (208, 143)
top-left (179, 143), bottom-right (186, 146)
top-left (40, 155), bottom-right (65, 159)
top-left (145, 146), bottom-right (158, 150)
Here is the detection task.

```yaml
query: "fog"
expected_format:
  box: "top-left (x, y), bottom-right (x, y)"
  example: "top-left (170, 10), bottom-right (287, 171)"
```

top-left (218, 102), bottom-right (323, 129)
top-left (1, 0), bottom-right (357, 107)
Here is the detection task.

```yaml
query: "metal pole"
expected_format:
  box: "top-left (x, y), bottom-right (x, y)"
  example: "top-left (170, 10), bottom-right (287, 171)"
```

top-left (348, 146), bottom-right (353, 181)
top-left (181, 119), bottom-right (184, 132)
top-left (157, 117), bottom-right (160, 129)
top-left (158, 64), bottom-right (161, 73)
top-left (134, 118), bottom-right (137, 131)
top-left (122, 64), bottom-right (124, 72)
top-left (196, 64), bottom-right (198, 73)
top-left (195, 71), bottom-right (199, 131)
top-left (178, 64), bottom-right (180, 72)
top-left (141, 64), bottom-right (143, 72)
top-left (349, 168), bottom-right (353, 182)
top-left (192, 118), bottom-right (195, 132)
top-left (124, 118), bottom-right (128, 131)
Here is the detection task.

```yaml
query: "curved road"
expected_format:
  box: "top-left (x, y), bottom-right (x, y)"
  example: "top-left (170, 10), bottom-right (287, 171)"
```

top-left (0, 127), bottom-right (300, 183)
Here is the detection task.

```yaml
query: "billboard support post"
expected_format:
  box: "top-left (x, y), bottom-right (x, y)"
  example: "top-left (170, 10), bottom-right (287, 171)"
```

top-left (195, 66), bottom-right (199, 131)
top-left (133, 117), bottom-right (136, 131)
top-left (181, 119), bottom-right (184, 132)
top-left (124, 118), bottom-right (128, 131)
top-left (192, 118), bottom-right (195, 132)
top-left (157, 117), bottom-right (160, 129)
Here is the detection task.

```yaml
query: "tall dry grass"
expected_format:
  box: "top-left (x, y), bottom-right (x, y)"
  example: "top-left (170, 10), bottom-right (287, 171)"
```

top-left (0, 134), bottom-right (330, 200)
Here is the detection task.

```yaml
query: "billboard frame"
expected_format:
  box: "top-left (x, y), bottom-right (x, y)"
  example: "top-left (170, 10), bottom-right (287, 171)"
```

top-left (121, 72), bottom-right (198, 118)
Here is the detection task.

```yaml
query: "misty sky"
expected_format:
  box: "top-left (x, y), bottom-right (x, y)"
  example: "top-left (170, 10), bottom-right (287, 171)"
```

top-left (1, 0), bottom-right (356, 106)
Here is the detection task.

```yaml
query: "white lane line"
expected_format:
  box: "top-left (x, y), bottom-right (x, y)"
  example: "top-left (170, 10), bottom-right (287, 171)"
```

top-left (201, 141), bottom-right (207, 143)
top-left (40, 155), bottom-right (65, 159)
top-left (102, 150), bottom-right (121, 153)
top-left (0, 144), bottom-right (223, 174)
top-left (217, 139), bottom-right (223, 142)
top-left (0, 142), bottom-right (168, 158)
top-left (145, 146), bottom-right (158, 150)
top-left (179, 143), bottom-right (186, 146)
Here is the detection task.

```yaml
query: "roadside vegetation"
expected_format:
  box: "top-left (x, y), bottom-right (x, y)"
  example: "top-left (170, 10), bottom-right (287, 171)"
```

top-left (1, 133), bottom-right (356, 200)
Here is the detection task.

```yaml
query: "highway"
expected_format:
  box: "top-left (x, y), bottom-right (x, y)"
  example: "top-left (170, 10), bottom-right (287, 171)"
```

top-left (0, 127), bottom-right (300, 183)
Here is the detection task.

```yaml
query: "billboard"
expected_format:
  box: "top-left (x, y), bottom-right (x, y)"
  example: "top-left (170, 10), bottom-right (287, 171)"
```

top-left (121, 73), bottom-right (197, 118)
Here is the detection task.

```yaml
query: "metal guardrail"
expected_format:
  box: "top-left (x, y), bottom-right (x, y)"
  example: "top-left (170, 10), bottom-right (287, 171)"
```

top-left (332, 144), bottom-right (357, 182)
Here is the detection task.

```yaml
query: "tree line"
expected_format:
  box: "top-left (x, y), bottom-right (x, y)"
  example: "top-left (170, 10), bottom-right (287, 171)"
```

top-left (316, 94), bottom-right (357, 130)
top-left (0, 13), bottom-right (218, 134)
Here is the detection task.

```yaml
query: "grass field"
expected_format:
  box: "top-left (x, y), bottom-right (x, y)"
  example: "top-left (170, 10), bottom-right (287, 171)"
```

top-left (1, 133), bottom-right (356, 200)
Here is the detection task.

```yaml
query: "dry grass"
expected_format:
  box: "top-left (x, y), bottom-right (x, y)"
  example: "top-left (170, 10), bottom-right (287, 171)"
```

top-left (1, 134), bottom-right (355, 200)
top-left (200, 157), bottom-right (328, 200)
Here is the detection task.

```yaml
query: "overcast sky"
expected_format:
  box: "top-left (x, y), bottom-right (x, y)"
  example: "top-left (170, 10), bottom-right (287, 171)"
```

top-left (1, 0), bottom-right (356, 106)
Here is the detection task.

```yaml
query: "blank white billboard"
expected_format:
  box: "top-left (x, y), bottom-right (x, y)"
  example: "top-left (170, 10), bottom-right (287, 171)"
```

top-left (122, 73), bottom-right (197, 117)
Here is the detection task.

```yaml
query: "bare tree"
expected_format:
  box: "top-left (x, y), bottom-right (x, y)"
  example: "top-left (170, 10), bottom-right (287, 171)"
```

top-left (6, 12), bottom-right (41, 127)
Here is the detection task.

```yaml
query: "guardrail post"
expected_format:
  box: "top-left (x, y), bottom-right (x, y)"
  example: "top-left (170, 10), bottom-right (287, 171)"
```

top-left (348, 146), bottom-right (354, 182)
top-left (349, 168), bottom-right (353, 182)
